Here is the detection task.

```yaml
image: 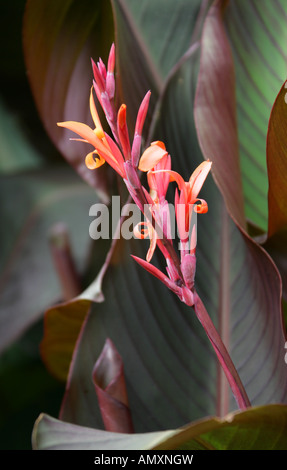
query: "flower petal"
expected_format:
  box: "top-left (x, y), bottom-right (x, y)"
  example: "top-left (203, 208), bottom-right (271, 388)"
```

top-left (85, 151), bottom-right (105, 170)
top-left (133, 222), bottom-right (149, 239)
top-left (189, 160), bottom-right (212, 199)
top-left (57, 121), bottom-right (125, 177)
top-left (193, 198), bottom-right (208, 214)
top-left (57, 121), bottom-right (109, 158)
top-left (89, 87), bottom-right (103, 129)
top-left (138, 142), bottom-right (168, 172)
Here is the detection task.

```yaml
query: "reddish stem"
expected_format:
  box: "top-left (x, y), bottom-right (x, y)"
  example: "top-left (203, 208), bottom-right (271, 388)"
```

top-left (194, 291), bottom-right (251, 411)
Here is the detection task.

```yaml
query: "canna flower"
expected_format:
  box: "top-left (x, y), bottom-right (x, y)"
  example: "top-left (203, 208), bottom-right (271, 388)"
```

top-left (57, 86), bottom-right (126, 178)
top-left (170, 160), bottom-right (212, 253)
top-left (134, 143), bottom-right (172, 262)
top-left (133, 145), bottom-right (212, 306)
top-left (58, 46), bottom-right (152, 185)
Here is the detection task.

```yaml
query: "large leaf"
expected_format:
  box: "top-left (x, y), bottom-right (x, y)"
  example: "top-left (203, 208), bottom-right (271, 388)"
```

top-left (266, 80), bottom-right (287, 238)
top-left (22, 0), bottom-right (114, 199)
top-left (111, 0), bottom-right (206, 135)
top-left (262, 80), bottom-right (287, 298)
top-left (41, 0), bottom-right (287, 432)
top-left (40, 233), bottom-right (117, 382)
top-left (194, 0), bottom-right (246, 230)
top-left (224, 0), bottom-right (287, 231)
top-left (0, 166), bottom-right (98, 353)
top-left (33, 404), bottom-right (287, 450)
top-left (57, 191), bottom-right (286, 432)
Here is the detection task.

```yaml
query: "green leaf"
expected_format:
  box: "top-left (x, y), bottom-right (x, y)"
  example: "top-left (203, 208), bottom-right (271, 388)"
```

top-left (0, 98), bottom-right (43, 173)
top-left (114, 0), bottom-right (205, 81)
top-left (111, 0), bottom-right (205, 134)
top-left (22, 0), bottom-right (114, 198)
top-left (266, 80), bottom-right (287, 237)
top-left (32, 405), bottom-right (287, 450)
top-left (0, 166), bottom-right (98, 353)
top-left (224, 0), bottom-right (287, 231)
top-left (262, 80), bottom-right (287, 297)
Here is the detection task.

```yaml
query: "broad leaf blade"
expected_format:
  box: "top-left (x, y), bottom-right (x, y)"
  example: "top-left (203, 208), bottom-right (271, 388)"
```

top-left (0, 167), bottom-right (97, 353)
top-left (32, 412), bottom-right (176, 450)
top-left (194, 0), bottom-right (246, 230)
top-left (150, 40), bottom-right (287, 417)
top-left (22, 0), bottom-right (114, 198)
top-left (266, 80), bottom-right (287, 237)
top-left (224, 0), bottom-right (287, 231)
top-left (111, 0), bottom-right (205, 136)
top-left (33, 404), bottom-right (287, 450)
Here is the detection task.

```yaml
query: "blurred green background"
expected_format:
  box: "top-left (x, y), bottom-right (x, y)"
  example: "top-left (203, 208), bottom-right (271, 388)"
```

top-left (0, 1), bottom-right (66, 449)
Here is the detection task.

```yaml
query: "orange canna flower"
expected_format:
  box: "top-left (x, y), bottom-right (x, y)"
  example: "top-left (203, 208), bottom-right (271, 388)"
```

top-left (57, 86), bottom-right (126, 178)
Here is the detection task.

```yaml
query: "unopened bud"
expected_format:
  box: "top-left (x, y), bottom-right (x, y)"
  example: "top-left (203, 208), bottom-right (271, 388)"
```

top-left (181, 253), bottom-right (196, 290)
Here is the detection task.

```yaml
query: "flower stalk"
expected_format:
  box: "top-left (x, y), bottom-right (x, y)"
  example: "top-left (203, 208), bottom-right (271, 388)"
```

top-left (57, 43), bottom-right (251, 412)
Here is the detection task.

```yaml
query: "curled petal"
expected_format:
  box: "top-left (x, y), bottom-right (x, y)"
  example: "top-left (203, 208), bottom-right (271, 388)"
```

top-left (85, 151), bottom-right (105, 170)
top-left (133, 222), bottom-right (157, 262)
top-left (194, 199), bottom-right (208, 214)
top-left (133, 222), bottom-right (149, 239)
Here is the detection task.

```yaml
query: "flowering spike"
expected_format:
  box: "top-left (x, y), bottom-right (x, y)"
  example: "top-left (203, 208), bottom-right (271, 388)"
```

top-left (58, 43), bottom-right (251, 413)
